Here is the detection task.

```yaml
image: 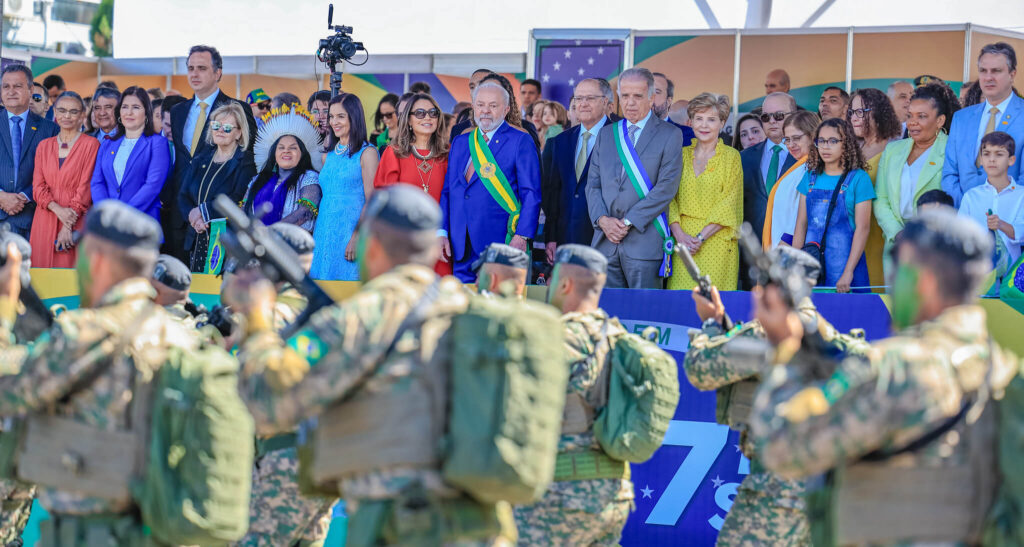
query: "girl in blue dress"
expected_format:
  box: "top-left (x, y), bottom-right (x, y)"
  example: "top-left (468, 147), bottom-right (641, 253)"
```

top-left (310, 93), bottom-right (379, 281)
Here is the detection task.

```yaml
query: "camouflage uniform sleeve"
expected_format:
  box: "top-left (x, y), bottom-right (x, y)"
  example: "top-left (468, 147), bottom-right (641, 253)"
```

top-left (749, 340), bottom-right (931, 479)
top-left (684, 320), bottom-right (769, 391)
top-left (237, 289), bottom-right (402, 436)
top-left (0, 310), bottom-right (120, 414)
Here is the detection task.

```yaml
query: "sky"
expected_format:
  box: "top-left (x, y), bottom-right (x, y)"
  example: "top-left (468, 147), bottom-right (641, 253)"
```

top-left (114, 0), bottom-right (1024, 58)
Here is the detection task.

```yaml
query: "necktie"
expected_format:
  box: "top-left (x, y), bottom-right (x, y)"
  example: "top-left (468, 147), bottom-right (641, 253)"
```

top-left (628, 124), bottom-right (639, 145)
top-left (766, 144), bottom-right (783, 193)
top-left (984, 106), bottom-right (1000, 136)
top-left (10, 117), bottom-right (22, 179)
top-left (465, 131), bottom-right (489, 182)
top-left (575, 131), bottom-right (591, 181)
top-left (189, 102), bottom-right (209, 156)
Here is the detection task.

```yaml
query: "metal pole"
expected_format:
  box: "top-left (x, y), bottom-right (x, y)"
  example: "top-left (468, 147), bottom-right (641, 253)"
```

top-left (732, 30), bottom-right (741, 122)
top-left (963, 23), bottom-right (973, 85)
top-left (845, 27), bottom-right (854, 92)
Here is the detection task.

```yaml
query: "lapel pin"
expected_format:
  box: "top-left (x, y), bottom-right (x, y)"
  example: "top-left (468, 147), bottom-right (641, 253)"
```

top-left (929, 161), bottom-right (936, 165)
top-left (30, 127), bottom-right (36, 131)
top-left (1003, 121), bottom-right (1009, 125)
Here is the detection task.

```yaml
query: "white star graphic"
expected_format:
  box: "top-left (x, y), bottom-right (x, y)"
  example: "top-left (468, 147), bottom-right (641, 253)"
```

top-left (597, 47), bottom-right (605, 55)
top-left (542, 73), bottom-right (550, 83)
top-left (568, 78), bottom-right (575, 86)
top-left (575, 39), bottom-right (582, 46)
top-left (587, 57), bottom-right (595, 65)
top-left (711, 475), bottom-right (725, 488)
top-left (553, 61), bottom-right (561, 71)
top-left (564, 49), bottom-right (572, 59)
top-left (641, 485), bottom-right (654, 498)
top-left (577, 68), bottom-right (585, 76)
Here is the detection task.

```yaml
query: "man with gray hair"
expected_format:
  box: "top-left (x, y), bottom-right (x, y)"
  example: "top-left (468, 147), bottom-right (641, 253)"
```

top-left (542, 79), bottom-right (615, 258)
top-left (439, 81), bottom-right (541, 282)
top-left (887, 80), bottom-right (913, 137)
top-left (585, 67), bottom-right (683, 288)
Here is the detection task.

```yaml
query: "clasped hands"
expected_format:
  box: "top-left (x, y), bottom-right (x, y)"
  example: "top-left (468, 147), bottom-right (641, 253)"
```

top-left (597, 216), bottom-right (629, 244)
top-left (189, 207), bottom-right (209, 233)
top-left (0, 192), bottom-right (28, 216)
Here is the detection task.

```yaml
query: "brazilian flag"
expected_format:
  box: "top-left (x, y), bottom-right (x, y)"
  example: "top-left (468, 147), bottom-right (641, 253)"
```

top-left (205, 219), bottom-right (227, 275)
top-left (1001, 253), bottom-right (1024, 314)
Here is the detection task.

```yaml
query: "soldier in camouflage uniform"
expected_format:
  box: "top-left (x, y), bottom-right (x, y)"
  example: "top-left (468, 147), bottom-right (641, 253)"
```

top-left (684, 247), bottom-right (869, 546)
top-left (0, 201), bottom-right (195, 544)
top-left (750, 210), bottom-right (1021, 545)
top-left (151, 254), bottom-right (201, 328)
top-left (513, 244), bottom-right (633, 546)
top-left (473, 243), bottom-right (529, 298)
top-left (225, 186), bottom-right (515, 546)
top-left (0, 480), bottom-right (34, 546)
top-left (228, 222), bottom-right (334, 547)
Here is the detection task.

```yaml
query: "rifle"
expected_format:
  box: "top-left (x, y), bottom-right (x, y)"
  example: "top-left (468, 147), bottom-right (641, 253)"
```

top-left (214, 195), bottom-right (335, 338)
top-left (673, 242), bottom-right (734, 330)
top-left (0, 230), bottom-right (53, 342)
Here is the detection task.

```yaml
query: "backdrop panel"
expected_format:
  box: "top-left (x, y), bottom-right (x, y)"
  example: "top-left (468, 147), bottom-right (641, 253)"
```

top-left (632, 34), bottom-right (736, 109)
top-left (737, 33), bottom-right (848, 112)
top-left (851, 30), bottom-right (966, 94)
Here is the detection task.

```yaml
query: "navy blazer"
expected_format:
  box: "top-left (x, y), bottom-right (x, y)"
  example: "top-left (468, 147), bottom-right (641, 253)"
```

top-left (91, 133), bottom-right (171, 222)
top-left (440, 122), bottom-right (542, 262)
top-left (541, 123), bottom-right (597, 246)
top-left (0, 109), bottom-right (58, 232)
top-left (178, 147), bottom-right (256, 251)
top-left (669, 119), bottom-right (697, 147)
top-left (741, 140), bottom-right (796, 241)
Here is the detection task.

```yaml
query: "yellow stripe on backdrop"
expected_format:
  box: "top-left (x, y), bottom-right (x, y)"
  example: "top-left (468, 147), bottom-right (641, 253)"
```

top-left (33, 268), bottom-right (1022, 356)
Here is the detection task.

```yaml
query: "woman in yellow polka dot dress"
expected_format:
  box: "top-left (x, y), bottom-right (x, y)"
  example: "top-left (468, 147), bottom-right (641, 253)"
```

top-left (667, 92), bottom-right (743, 291)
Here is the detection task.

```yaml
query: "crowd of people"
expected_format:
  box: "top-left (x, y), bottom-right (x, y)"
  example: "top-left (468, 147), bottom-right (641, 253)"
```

top-left (2, 41), bottom-right (1023, 294)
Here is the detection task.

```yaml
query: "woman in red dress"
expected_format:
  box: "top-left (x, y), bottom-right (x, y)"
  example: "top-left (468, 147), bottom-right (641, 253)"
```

top-left (374, 92), bottom-right (452, 275)
top-left (30, 91), bottom-right (99, 268)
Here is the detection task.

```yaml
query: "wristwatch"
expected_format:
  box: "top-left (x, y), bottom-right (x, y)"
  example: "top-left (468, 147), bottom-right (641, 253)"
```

top-left (623, 218), bottom-right (633, 229)
top-left (696, 233), bottom-right (706, 244)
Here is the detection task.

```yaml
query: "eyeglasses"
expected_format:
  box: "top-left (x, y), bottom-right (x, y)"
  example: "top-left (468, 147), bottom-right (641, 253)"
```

top-left (813, 137), bottom-right (843, 148)
top-left (253, 101), bottom-right (270, 111)
top-left (31, 94), bottom-right (44, 102)
top-left (411, 108), bottom-right (440, 119)
top-left (572, 95), bottom-right (605, 104)
top-left (760, 111), bottom-right (792, 123)
top-left (55, 108), bottom-right (82, 117)
top-left (781, 134), bottom-right (806, 145)
top-left (210, 121), bottom-right (235, 133)
top-left (848, 107), bottom-right (873, 119)
top-left (310, 108), bottom-right (326, 115)
top-left (381, 111), bottom-right (396, 119)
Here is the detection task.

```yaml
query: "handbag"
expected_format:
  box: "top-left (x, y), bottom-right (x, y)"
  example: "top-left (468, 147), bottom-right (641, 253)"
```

top-left (801, 171), bottom-right (849, 285)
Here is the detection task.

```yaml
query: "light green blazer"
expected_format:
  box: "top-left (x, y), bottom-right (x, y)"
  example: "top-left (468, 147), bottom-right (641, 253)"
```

top-left (873, 132), bottom-right (947, 242)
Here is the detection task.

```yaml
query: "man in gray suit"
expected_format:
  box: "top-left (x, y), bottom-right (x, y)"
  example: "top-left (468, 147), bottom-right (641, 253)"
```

top-left (586, 68), bottom-right (683, 289)
top-left (1, 64), bottom-right (59, 238)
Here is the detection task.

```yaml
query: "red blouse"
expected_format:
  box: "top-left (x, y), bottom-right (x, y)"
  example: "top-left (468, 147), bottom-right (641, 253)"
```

top-left (373, 146), bottom-right (448, 203)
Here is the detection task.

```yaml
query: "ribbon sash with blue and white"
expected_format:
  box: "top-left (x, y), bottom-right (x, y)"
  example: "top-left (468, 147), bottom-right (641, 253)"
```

top-left (613, 120), bottom-right (674, 277)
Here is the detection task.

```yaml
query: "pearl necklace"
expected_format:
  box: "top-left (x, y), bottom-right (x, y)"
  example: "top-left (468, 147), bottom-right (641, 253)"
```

top-left (334, 143), bottom-right (348, 155)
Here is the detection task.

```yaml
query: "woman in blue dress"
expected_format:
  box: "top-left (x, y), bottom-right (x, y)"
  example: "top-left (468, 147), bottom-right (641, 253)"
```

top-left (310, 93), bottom-right (379, 281)
top-left (792, 117), bottom-right (876, 293)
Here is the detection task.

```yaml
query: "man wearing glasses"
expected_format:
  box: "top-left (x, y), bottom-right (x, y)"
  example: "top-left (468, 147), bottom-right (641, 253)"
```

top-left (739, 92), bottom-right (797, 288)
top-left (29, 82), bottom-right (50, 120)
top-left (1, 64), bottom-right (58, 238)
top-left (542, 79), bottom-right (614, 262)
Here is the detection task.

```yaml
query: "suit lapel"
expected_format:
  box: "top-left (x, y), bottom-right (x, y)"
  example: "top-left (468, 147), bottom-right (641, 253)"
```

top-left (1000, 94), bottom-right (1024, 134)
top-left (916, 133), bottom-right (946, 195)
top-left (634, 117), bottom-right (658, 156)
top-left (173, 99), bottom-right (192, 154)
top-left (0, 113), bottom-right (12, 163)
top-left (102, 140), bottom-right (118, 189)
top-left (18, 112), bottom-right (40, 163)
top-left (561, 125), bottom-right (582, 185)
top-left (123, 135), bottom-right (147, 182)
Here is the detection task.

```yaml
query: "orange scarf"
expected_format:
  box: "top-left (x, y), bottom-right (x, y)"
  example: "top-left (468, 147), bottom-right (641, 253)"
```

top-left (762, 155), bottom-right (807, 250)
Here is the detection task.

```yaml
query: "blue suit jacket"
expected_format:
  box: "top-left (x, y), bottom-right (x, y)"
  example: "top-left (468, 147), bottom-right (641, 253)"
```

top-left (541, 123), bottom-right (596, 246)
top-left (942, 94), bottom-right (1024, 206)
top-left (440, 122), bottom-right (541, 261)
top-left (669, 120), bottom-right (697, 147)
top-left (91, 133), bottom-right (172, 222)
top-left (0, 109), bottom-right (58, 232)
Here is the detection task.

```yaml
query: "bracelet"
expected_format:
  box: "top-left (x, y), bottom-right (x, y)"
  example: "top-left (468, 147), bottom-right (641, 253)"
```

top-left (296, 198), bottom-right (319, 217)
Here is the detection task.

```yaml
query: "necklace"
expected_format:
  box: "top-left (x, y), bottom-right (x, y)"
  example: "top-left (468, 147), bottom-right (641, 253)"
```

top-left (57, 133), bottom-right (80, 152)
top-left (334, 142), bottom-right (349, 155)
top-left (410, 148), bottom-right (434, 193)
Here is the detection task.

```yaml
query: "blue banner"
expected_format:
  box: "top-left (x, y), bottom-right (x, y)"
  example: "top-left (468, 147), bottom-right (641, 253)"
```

top-left (597, 288), bottom-right (893, 545)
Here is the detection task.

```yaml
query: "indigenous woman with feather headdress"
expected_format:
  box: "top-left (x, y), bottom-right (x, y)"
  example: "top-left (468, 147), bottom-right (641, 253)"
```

top-left (241, 104), bottom-right (323, 232)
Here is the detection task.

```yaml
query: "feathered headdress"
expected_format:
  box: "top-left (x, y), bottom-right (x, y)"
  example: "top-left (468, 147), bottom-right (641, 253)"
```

top-left (254, 104), bottom-right (324, 172)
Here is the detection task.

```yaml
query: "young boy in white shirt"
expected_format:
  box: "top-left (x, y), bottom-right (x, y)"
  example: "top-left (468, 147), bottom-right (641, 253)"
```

top-left (958, 131), bottom-right (1024, 293)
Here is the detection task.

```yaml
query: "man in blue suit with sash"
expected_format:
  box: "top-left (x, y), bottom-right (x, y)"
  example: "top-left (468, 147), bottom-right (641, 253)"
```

top-left (439, 82), bottom-right (541, 282)
top-left (1, 64), bottom-right (58, 238)
top-left (943, 42), bottom-right (1024, 206)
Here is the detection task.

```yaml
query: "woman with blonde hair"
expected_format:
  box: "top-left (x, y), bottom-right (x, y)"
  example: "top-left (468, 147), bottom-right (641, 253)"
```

top-left (667, 92), bottom-right (743, 290)
top-left (763, 110), bottom-right (821, 249)
top-left (179, 102), bottom-right (256, 270)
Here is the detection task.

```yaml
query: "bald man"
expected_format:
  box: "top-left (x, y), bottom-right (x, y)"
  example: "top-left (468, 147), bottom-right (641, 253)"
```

top-left (765, 69), bottom-right (791, 95)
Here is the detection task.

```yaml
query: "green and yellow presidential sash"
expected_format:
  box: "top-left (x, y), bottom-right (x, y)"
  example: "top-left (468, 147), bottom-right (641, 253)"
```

top-left (470, 128), bottom-right (521, 243)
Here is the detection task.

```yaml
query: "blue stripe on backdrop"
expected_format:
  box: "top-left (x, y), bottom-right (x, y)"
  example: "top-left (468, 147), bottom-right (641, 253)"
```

top-left (597, 289), bottom-right (891, 545)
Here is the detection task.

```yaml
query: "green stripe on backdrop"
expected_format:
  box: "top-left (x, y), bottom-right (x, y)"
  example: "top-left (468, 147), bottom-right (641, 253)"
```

top-left (632, 36), bottom-right (695, 65)
top-left (350, 73), bottom-right (385, 90)
top-left (30, 57), bottom-right (71, 76)
top-left (738, 78), bottom-right (966, 112)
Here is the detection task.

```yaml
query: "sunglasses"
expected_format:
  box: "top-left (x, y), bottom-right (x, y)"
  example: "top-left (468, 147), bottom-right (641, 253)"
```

top-left (381, 111), bottom-right (396, 119)
top-left (31, 94), bottom-right (44, 102)
top-left (759, 111), bottom-right (791, 123)
top-left (210, 121), bottom-right (235, 133)
top-left (253, 101), bottom-right (270, 111)
top-left (411, 108), bottom-right (440, 119)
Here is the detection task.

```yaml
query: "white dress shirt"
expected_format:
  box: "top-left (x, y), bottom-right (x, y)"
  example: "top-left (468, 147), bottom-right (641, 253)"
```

top-left (182, 89), bottom-right (221, 150)
top-left (760, 138), bottom-right (790, 185)
top-left (575, 115), bottom-right (607, 160)
top-left (899, 145), bottom-right (932, 219)
top-left (958, 176), bottom-right (1024, 265)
